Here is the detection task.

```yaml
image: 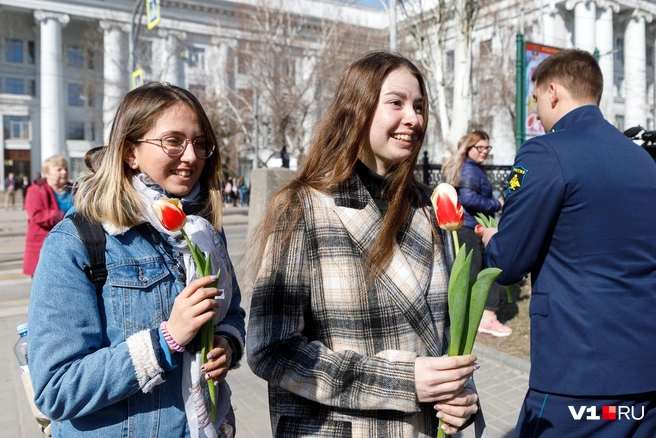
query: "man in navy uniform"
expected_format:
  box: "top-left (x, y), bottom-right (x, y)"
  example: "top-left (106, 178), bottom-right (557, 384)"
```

top-left (483, 49), bottom-right (656, 436)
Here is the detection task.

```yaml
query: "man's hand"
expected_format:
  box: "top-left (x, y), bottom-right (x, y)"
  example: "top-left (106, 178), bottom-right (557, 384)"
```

top-left (482, 227), bottom-right (498, 247)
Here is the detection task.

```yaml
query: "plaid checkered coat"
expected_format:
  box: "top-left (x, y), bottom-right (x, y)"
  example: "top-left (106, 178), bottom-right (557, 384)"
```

top-left (247, 173), bottom-right (471, 437)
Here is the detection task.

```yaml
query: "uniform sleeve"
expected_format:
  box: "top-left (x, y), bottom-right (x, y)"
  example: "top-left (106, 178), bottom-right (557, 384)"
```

top-left (484, 139), bottom-right (565, 285)
top-left (28, 226), bottom-right (165, 421)
top-left (247, 210), bottom-right (419, 413)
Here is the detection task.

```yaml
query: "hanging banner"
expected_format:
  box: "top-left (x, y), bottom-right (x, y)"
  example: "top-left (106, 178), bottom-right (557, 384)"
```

top-left (146, 0), bottom-right (161, 30)
top-left (525, 42), bottom-right (560, 139)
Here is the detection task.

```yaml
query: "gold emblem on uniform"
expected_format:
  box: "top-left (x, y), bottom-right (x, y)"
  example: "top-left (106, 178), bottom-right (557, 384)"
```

top-left (508, 166), bottom-right (528, 192)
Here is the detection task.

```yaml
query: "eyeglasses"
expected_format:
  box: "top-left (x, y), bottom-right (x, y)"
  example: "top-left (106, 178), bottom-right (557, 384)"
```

top-left (473, 145), bottom-right (493, 153)
top-left (135, 135), bottom-right (215, 159)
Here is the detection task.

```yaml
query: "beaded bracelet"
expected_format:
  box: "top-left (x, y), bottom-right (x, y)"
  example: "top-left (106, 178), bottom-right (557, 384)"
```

top-left (160, 321), bottom-right (185, 353)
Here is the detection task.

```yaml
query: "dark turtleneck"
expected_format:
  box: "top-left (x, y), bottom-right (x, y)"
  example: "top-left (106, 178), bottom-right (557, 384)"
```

top-left (355, 160), bottom-right (389, 215)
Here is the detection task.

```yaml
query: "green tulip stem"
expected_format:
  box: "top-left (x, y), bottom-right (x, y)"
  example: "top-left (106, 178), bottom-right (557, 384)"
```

top-left (452, 230), bottom-right (460, 256)
top-left (181, 229), bottom-right (219, 422)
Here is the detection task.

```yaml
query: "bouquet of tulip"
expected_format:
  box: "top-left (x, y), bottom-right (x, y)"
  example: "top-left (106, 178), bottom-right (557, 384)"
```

top-left (430, 184), bottom-right (501, 438)
top-left (474, 212), bottom-right (513, 304)
top-left (152, 198), bottom-right (219, 421)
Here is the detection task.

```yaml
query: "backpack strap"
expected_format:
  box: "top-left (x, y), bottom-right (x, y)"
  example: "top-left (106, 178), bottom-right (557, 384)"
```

top-left (70, 213), bottom-right (107, 295)
top-left (458, 181), bottom-right (481, 194)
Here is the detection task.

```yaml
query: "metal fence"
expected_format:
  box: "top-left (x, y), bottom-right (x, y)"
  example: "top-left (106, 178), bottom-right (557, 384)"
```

top-left (415, 151), bottom-right (513, 195)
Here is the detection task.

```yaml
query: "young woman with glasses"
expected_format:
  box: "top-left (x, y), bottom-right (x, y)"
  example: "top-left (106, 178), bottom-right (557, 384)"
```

top-left (27, 82), bottom-right (245, 437)
top-left (442, 130), bottom-right (510, 337)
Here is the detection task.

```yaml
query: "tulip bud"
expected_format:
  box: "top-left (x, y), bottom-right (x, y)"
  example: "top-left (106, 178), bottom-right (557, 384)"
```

top-left (431, 183), bottom-right (464, 231)
top-left (152, 198), bottom-right (187, 232)
top-left (475, 224), bottom-right (484, 237)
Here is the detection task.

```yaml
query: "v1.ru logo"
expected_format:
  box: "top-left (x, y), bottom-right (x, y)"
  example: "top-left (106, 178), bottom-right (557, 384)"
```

top-left (568, 406), bottom-right (645, 421)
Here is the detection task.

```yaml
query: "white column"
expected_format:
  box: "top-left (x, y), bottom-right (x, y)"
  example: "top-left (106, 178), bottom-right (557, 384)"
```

top-left (34, 10), bottom-right (69, 160)
top-left (210, 37), bottom-right (229, 96)
top-left (595, 1), bottom-right (618, 120)
top-left (99, 20), bottom-right (129, 143)
top-left (541, 2), bottom-right (557, 46)
top-left (157, 29), bottom-right (187, 86)
top-left (570, 0), bottom-right (597, 53)
top-left (624, 11), bottom-right (651, 129)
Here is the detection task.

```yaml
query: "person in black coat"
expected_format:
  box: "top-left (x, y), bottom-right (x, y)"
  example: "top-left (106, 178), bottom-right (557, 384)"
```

top-left (483, 49), bottom-right (656, 437)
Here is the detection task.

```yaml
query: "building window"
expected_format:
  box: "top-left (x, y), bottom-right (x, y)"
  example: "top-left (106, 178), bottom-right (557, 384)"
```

top-left (3, 116), bottom-right (31, 139)
top-left (67, 46), bottom-right (84, 68)
top-left (87, 90), bottom-right (95, 107)
top-left (6, 39), bottom-right (23, 63)
top-left (70, 157), bottom-right (86, 179)
top-left (67, 121), bottom-right (85, 140)
top-left (86, 48), bottom-right (95, 69)
top-left (6, 78), bottom-right (24, 94)
top-left (68, 83), bottom-right (84, 106)
top-left (614, 75), bottom-right (624, 98)
top-left (615, 115), bottom-right (624, 132)
top-left (27, 41), bottom-right (35, 64)
top-left (615, 37), bottom-right (623, 62)
top-left (188, 47), bottom-right (205, 68)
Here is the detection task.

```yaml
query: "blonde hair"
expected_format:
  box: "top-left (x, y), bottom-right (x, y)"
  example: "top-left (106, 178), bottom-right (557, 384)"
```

top-left (253, 51), bottom-right (430, 275)
top-left (442, 130), bottom-right (489, 187)
top-left (74, 83), bottom-right (224, 229)
top-left (42, 155), bottom-right (68, 175)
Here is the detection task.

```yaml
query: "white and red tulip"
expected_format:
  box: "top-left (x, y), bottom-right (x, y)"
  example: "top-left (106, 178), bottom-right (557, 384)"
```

top-left (431, 183), bottom-right (464, 231)
top-left (152, 198), bottom-right (187, 232)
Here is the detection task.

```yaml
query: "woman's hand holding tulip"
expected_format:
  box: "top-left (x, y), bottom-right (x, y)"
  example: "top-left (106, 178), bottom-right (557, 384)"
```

top-left (165, 275), bottom-right (220, 348)
top-left (200, 336), bottom-right (233, 385)
top-left (433, 388), bottom-right (479, 435)
top-left (414, 355), bottom-right (479, 402)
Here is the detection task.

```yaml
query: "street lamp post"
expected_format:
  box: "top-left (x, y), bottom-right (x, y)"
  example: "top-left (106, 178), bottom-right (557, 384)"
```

top-left (128, 0), bottom-right (145, 76)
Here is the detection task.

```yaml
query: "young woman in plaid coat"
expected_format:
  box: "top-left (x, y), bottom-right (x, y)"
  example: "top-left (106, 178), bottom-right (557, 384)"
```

top-left (247, 52), bottom-right (483, 438)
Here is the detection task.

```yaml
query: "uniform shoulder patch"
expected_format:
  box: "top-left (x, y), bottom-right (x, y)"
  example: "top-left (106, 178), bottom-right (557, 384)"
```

top-left (508, 165), bottom-right (528, 193)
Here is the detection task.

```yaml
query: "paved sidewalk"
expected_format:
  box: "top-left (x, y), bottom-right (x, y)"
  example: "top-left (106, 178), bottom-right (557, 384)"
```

top-left (0, 199), bottom-right (529, 437)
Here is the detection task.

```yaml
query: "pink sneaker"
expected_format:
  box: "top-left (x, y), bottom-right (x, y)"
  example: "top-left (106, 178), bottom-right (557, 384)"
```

top-left (478, 318), bottom-right (513, 337)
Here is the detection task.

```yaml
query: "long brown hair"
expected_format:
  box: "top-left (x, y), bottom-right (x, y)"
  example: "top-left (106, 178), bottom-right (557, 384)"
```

top-left (442, 130), bottom-right (489, 187)
top-left (254, 51), bottom-right (430, 275)
top-left (75, 82), bottom-right (224, 229)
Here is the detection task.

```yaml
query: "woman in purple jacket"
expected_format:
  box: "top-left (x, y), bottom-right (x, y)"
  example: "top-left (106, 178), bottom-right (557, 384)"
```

top-left (442, 131), bottom-right (510, 337)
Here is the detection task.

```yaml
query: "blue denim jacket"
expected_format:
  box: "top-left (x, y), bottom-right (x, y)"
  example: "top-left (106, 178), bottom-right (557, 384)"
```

top-left (28, 218), bottom-right (246, 437)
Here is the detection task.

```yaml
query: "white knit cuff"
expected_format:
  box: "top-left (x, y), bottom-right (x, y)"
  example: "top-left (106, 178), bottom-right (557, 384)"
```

top-left (126, 329), bottom-right (166, 393)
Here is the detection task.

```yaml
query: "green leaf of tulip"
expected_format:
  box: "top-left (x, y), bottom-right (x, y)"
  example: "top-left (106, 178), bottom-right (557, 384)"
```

top-left (462, 268), bottom-right (502, 355)
top-left (447, 246), bottom-right (473, 356)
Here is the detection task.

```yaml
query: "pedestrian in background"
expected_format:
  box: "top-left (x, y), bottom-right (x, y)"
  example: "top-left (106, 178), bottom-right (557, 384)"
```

top-left (27, 83), bottom-right (245, 437)
top-left (247, 51), bottom-right (483, 437)
top-left (442, 130), bottom-right (509, 337)
top-left (483, 49), bottom-right (656, 436)
top-left (20, 174), bottom-right (30, 209)
top-left (4, 172), bottom-right (16, 210)
top-left (22, 157), bottom-right (72, 276)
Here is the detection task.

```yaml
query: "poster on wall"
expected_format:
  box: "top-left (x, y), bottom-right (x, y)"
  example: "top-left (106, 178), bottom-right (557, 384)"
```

top-left (525, 42), bottom-right (561, 138)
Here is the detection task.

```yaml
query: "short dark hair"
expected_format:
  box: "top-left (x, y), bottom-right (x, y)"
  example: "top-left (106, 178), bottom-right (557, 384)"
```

top-left (531, 49), bottom-right (603, 104)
